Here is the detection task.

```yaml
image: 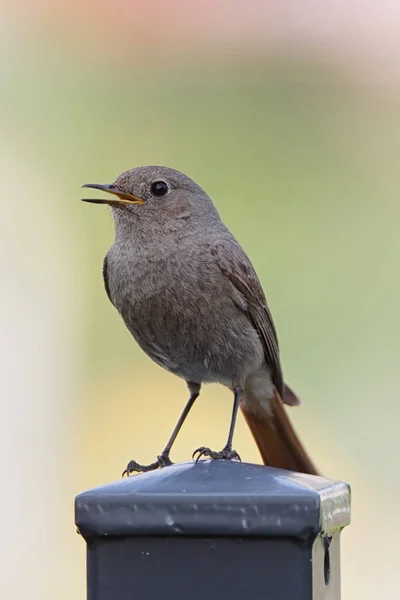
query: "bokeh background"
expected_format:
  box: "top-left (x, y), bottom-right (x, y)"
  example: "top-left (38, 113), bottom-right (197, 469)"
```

top-left (1, 1), bottom-right (399, 598)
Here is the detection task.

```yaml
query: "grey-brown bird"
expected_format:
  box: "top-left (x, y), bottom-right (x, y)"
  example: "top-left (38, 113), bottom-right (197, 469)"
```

top-left (82, 166), bottom-right (318, 476)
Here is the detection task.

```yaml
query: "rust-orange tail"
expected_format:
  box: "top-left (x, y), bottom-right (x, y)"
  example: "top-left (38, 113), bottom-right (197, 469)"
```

top-left (241, 390), bottom-right (319, 475)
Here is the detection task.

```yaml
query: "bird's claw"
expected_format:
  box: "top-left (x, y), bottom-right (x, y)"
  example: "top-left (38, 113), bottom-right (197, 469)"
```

top-left (192, 446), bottom-right (241, 463)
top-left (122, 453), bottom-right (173, 477)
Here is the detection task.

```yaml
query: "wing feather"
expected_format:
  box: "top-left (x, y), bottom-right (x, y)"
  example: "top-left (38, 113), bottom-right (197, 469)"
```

top-left (211, 241), bottom-right (284, 396)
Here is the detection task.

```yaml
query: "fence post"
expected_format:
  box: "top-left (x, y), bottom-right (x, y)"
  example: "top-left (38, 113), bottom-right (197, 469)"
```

top-left (75, 460), bottom-right (350, 600)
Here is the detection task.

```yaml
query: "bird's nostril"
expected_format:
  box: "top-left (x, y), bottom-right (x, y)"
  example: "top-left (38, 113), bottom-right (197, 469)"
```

top-left (109, 184), bottom-right (117, 190)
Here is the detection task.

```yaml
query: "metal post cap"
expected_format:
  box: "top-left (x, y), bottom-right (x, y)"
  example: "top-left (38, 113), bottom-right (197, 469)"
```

top-left (75, 460), bottom-right (350, 539)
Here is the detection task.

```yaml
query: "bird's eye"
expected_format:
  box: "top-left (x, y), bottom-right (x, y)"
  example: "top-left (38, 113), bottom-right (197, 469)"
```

top-left (150, 180), bottom-right (169, 197)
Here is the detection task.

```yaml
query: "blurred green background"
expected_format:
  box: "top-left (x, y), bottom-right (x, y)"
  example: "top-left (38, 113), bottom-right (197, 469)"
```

top-left (1, 2), bottom-right (399, 599)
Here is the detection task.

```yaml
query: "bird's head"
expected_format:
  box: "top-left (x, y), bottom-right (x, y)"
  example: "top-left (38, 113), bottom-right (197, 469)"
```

top-left (82, 166), bottom-right (219, 233)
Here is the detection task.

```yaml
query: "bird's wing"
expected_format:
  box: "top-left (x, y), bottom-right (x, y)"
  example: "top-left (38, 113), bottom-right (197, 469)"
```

top-left (211, 240), bottom-right (284, 396)
top-left (103, 255), bottom-right (113, 304)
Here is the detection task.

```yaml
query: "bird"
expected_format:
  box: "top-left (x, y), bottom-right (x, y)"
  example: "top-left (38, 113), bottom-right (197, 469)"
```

top-left (82, 166), bottom-right (318, 477)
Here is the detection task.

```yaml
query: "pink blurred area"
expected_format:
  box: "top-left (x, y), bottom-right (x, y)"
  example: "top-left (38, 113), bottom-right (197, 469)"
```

top-left (5, 0), bottom-right (400, 80)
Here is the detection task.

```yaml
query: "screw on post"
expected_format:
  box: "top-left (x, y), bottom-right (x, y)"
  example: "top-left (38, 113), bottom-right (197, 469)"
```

top-left (75, 460), bottom-right (350, 600)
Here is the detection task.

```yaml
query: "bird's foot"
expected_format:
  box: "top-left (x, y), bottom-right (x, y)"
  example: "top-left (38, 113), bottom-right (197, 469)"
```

top-left (122, 452), bottom-right (173, 477)
top-left (192, 445), bottom-right (241, 463)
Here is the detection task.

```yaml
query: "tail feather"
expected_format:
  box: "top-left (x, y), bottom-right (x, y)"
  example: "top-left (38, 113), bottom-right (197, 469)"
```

top-left (241, 390), bottom-right (319, 475)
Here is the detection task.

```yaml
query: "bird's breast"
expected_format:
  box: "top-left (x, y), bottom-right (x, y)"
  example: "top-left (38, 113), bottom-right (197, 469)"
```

top-left (105, 243), bottom-right (264, 383)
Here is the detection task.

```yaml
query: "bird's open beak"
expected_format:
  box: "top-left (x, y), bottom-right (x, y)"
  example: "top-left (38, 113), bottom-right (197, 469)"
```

top-left (81, 183), bottom-right (145, 206)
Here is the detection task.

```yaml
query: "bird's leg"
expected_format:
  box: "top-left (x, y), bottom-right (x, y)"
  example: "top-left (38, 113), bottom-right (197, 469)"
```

top-left (193, 386), bottom-right (242, 462)
top-left (123, 382), bottom-right (201, 476)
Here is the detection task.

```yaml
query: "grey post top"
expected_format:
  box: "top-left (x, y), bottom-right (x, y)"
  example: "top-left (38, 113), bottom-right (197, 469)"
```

top-left (75, 460), bottom-right (350, 539)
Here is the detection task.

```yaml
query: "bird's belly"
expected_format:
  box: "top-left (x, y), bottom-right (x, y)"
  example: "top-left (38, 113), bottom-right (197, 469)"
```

top-left (106, 246), bottom-right (264, 385)
top-left (119, 293), bottom-right (264, 386)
